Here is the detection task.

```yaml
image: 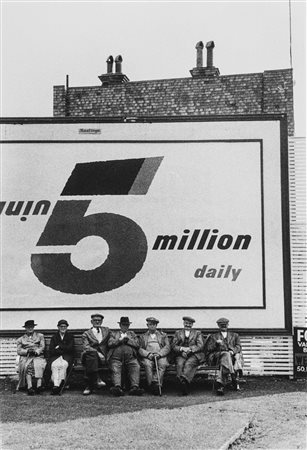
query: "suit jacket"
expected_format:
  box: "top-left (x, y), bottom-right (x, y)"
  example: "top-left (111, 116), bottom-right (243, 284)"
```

top-left (81, 327), bottom-right (110, 359)
top-left (107, 330), bottom-right (139, 361)
top-left (48, 331), bottom-right (74, 366)
top-left (172, 329), bottom-right (205, 362)
top-left (139, 330), bottom-right (171, 359)
top-left (205, 331), bottom-right (241, 365)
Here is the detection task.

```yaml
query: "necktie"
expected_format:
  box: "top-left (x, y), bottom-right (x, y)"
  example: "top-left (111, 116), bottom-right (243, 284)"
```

top-left (96, 328), bottom-right (100, 333)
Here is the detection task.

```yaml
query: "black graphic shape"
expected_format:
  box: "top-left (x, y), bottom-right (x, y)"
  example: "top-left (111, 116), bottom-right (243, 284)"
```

top-left (61, 159), bottom-right (145, 195)
top-left (31, 200), bottom-right (148, 294)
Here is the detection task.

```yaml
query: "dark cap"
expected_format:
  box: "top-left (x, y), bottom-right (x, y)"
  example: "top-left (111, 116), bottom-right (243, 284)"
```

top-left (217, 317), bottom-right (229, 324)
top-left (23, 320), bottom-right (37, 328)
top-left (57, 319), bottom-right (69, 327)
top-left (182, 316), bottom-right (195, 323)
top-left (118, 316), bottom-right (131, 325)
top-left (146, 317), bottom-right (159, 324)
top-left (91, 313), bottom-right (104, 320)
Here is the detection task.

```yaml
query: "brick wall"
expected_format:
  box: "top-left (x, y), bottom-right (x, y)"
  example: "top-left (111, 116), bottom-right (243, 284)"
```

top-left (53, 68), bottom-right (294, 136)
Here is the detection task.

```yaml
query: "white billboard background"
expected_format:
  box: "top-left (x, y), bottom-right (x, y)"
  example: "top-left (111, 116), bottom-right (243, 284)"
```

top-left (0, 120), bottom-right (286, 329)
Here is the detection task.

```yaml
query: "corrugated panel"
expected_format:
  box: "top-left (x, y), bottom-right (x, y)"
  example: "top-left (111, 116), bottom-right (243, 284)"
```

top-left (288, 137), bottom-right (306, 327)
top-left (241, 336), bottom-right (293, 376)
top-left (0, 339), bottom-right (18, 375)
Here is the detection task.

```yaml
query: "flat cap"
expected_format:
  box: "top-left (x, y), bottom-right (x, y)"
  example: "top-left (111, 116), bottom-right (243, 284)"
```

top-left (216, 317), bottom-right (229, 324)
top-left (182, 316), bottom-right (195, 323)
top-left (91, 313), bottom-right (104, 320)
top-left (146, 317), bottom-right (159, 324)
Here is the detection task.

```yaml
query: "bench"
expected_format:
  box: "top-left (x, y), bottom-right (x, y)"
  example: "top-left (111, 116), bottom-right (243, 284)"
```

top-left (43, 332), bottom-right (219, 389)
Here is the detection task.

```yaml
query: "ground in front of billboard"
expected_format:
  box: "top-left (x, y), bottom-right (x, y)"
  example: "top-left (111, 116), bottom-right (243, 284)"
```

top-left (0, 376), bottom-right (306, 449)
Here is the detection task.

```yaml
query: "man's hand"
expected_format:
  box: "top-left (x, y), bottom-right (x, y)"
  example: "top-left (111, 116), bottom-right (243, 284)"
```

top-left (147, 353), bottom-right (154, 360)
top-left (216, 339), bottom-right (223, 345)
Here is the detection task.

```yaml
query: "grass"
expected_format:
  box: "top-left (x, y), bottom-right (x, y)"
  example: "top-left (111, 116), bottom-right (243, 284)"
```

top-left (1, 376), bottom-right (306, 424)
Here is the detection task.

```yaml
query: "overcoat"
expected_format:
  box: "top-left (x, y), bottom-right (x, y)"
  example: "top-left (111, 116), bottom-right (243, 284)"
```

top-left (205, 331), bottom-right (242, 366)
top-left (107, 330), bottom-right (139, 361)
top-left (172, 329), bottom-right (205, 362)
top-left (17, 332), bottom-right (47, 388)
top-left (138, 330), bottom-right (171, 359)
top-left (81, 327), bottom-right (110, 361)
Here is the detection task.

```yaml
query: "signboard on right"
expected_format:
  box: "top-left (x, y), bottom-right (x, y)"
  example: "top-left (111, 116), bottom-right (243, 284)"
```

top-left (293, 327), bottom-right (307, 378)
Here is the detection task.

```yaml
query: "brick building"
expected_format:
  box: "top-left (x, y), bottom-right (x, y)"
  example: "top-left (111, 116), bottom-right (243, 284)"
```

top-left (53, 41), bottom-right (294, 136)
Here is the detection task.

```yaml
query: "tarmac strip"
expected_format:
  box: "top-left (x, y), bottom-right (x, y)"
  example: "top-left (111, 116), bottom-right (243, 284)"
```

top-left (2, 392), bottom-right (305, 450)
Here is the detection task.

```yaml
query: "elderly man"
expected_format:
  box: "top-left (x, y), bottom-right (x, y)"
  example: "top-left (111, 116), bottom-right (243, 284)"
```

top-left (46, 319), bottom-right (74, 395)
top-left (81, 313), bottom-right (110, 395)
top-left (205, 317), bottom-right (244, 395)
top-left (139, 317), bottom-right (170, 395)
top-left (172, 316), bottom-right (205, 395)
top-left (107, 317), bottom-right (144, 396)
top-left (17, 320), bottom-right (47, 395)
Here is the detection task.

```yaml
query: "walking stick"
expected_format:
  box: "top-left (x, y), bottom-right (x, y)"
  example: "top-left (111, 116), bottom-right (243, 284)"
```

top-left (153, 356), bottom-right (162, 397)
top-left (59, 362), bottom-right (74, 396)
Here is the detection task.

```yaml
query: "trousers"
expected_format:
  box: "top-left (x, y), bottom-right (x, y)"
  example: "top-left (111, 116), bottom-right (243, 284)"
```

top-left (51, 356), bottom-right (68, 387)
top-left (175, 355), bottom-right (199, 383)
top-left (109, 357), bottom-right (140, 388)
top-left (141, 357), bottom-right (168, 386)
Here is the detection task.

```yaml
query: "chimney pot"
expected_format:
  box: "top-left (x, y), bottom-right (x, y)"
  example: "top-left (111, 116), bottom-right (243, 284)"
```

top-left (205, 41), bottom-right (215, 68)
top-left (195, 41), bottom-right (204, 68)
top-left (106, 56), bottom-right (114, 73)
top-left (115, 55), bottom-right (123, 74)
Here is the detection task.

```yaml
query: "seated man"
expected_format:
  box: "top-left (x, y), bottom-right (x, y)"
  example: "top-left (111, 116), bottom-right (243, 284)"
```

top-left (107, 317), bottom-right (144, 396)
top-left (17, 320), bottom-right (47, 395)
top-left (81, 313), bottom-right (110, 395)
top-left (172, 316), bottom-right (205, 395)
top-left (47, 319), bottom-right (74, 395)
top-left (139, 317), bottom-right (170, 395)
top-left (205, 317), bottom-right (244, 396)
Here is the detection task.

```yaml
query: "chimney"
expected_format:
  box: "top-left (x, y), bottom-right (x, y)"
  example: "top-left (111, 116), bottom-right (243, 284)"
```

top-left (99, 54), bottom-right (129, 85)
top-left (115, 55), bottom-right (123, 73)
top-left (190, 40), bottom-right (220, 79)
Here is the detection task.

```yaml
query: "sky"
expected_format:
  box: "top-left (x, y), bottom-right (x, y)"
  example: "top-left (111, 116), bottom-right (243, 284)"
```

top-left (0, 0), bottom-right (306, 136)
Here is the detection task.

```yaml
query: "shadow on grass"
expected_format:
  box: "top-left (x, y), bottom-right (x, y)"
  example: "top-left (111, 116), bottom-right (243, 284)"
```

top-left (0, 377), bottom-right (305, 424)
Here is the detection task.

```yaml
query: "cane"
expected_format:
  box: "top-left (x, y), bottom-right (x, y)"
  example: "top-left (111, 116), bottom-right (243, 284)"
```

top-left (153, 356), bottom-right (162, 397)
top-left (59, 362), bottom-right (74, 396)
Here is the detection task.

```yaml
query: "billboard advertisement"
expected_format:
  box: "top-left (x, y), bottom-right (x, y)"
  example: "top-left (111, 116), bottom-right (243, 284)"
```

top-left (0, 117), bottom-right (291, 330)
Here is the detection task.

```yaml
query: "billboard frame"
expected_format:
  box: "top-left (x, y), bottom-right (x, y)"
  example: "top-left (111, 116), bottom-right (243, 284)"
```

top-left (0, 114), bottom-right (292, 334)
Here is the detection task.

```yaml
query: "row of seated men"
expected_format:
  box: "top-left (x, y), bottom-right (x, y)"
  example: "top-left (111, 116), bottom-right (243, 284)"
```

top-left (16, 315), bottom-right (244, 397)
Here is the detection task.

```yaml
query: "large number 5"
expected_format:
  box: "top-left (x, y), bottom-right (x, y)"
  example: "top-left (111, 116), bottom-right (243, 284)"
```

top-left (31, 200), bottom-right (148, 294)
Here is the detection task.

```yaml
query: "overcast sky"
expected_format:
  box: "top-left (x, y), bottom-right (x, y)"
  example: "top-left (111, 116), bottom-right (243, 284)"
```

top-left (1, 0), bottom-right (306, 135)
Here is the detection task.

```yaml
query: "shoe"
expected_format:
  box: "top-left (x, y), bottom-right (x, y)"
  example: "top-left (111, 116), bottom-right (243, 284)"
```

top-left (96, 379), bottom-right (106, 388)
top-left (180, 377), bottom-right (189, 396)
top-left (35, 387), bottom-right (43, 395)
top-left (129, 386), bottom-right (144, 396)
top-left (27, 387), bottom-right (35, 396)
top-left (231, 374), bottom-right (240, 391)
top-left (83, 387), bottom-right (92, 396)
top-left (51, 386), bottom-right (60, 396)
top-left (216, 383), bottom-right (224, 396)
top-left (110, 386), bottom-right (124, 397)
top-left (150, 382), bottom-right (160, 396)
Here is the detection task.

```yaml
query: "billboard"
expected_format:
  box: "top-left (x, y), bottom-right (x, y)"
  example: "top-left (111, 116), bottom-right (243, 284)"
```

top-left (0, 116), bottom-right (291, 330)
